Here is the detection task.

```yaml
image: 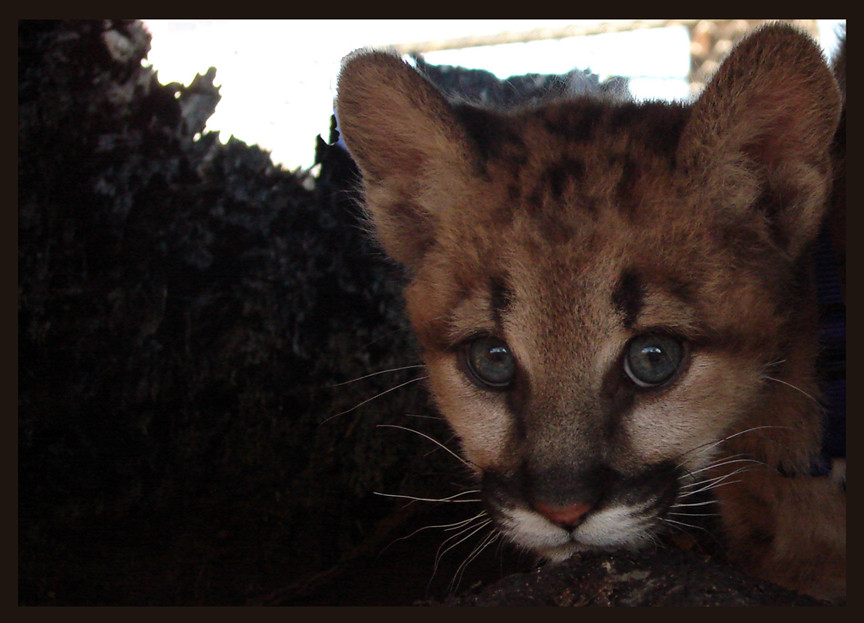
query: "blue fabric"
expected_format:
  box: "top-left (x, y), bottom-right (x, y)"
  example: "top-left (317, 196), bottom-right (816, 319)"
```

top-left (813, 223), bottom-right (846, 473)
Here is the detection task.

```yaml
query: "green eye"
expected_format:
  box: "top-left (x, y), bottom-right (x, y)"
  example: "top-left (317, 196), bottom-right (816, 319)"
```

top-left (465, 336), bottom-right (516, 388)
top-left (624, 334), bottom-right (684, 387)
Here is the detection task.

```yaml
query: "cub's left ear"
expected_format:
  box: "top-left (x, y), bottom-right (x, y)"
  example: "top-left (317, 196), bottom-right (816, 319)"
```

top-left (335, 50), bottom-right (475, 269)
top-left (678, 23), bottom-right (841, 258)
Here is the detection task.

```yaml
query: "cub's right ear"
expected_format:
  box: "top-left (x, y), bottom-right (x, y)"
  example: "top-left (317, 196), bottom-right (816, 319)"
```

top-left (677, 24), bottom-right (841, 260)
top-left (336, 50), bottom-right (473, 268)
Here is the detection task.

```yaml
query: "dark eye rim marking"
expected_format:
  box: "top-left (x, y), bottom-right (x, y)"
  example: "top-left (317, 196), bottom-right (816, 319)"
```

top-left (611, 269), bottom-right (644, 329)
top-left (462, 334), bottom-right (517, 390)
top-left (623, 332), bottom-right (688, 389)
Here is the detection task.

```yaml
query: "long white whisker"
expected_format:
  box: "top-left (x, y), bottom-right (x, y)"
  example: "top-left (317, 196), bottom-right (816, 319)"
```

top-left (670, 498), bottom-right (720, 508)
top-left (723, 424), bottom-right (794, 440)
top-left (681, 471), bottom-right (744, 493)
top-left (440, 510), bottom-right (488, 532)
top-left (402, 413), bottom-right (445, 420)
top-left (675, 425), bottom-right (794, 470)
top-left (321, 376), bottom-right (428, 423)
top-left (433, 519), bottom-right (491, 572)
top-left (327, 364), bottom-right (426, 387)
top-left (451, 530), bottom-right (494, 589)
top-left (377, 423), bottom-right (471, 467)
top-left (680, 471), bottom-right (746, 494)
top-left (763, 376), bottom-right (821, 406)
top-left (428, 517), bottom-right (492, 591)
top-left (450, 528), bottom-right (499, 593)
top-left (372, 490), bottom-right (480, 504)
top-left (377, 510), bottom-right (487, 560)
top-left (660, 517), bottom-right (717, 539)
top-left (681, 477), bottom-right (744, 498)
top-left (686, 456), bottom-right (767, 477)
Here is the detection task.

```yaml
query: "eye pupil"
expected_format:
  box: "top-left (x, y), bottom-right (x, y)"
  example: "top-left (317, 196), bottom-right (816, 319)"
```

top-left (466, 337), bottom-right (515, 388)
top-left (625, 334), bottom-right (683, 387)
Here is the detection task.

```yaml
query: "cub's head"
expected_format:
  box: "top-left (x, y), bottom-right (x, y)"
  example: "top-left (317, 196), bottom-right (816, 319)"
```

top-left (336, 24), bottom-right (840, 560)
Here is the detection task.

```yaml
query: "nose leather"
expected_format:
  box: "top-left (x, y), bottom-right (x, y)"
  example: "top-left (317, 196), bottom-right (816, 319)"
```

top-left (533, 501), bottom-right (593, 528)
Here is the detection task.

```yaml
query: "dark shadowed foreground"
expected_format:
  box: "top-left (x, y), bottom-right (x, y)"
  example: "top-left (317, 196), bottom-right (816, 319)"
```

top-left (18, 20), bottom-right (831, 606)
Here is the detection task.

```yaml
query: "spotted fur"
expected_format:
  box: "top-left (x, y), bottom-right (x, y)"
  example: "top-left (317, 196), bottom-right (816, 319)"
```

top-left (336, 23), bottom-right (845, 602)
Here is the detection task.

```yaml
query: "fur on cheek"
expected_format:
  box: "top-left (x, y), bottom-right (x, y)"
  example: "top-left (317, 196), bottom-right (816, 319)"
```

top-left (623, 353), bottom-right (763, 470)
top-left (424, 354), bottom-right (512, 470)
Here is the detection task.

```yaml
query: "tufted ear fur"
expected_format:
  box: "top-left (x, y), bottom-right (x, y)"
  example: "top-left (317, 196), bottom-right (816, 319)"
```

top-left (336, 50), bottom-right (474, 268)
top-left (678, 23), bottom-right (842, 259)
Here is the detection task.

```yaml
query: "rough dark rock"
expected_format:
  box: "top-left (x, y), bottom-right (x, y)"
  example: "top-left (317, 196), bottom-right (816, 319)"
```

top-left (19, 19), bottom-right (453, 606)
top-left (435, 549), bottom-right (826, 607)
top-left (412, 55), bottom-right (630, 108)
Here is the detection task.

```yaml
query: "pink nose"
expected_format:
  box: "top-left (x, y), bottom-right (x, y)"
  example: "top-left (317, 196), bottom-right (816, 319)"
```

top-left (533, 501), bottom-right (593, 528)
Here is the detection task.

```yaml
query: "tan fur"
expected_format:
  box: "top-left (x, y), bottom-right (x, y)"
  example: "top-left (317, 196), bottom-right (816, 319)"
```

top-left (336, 24), bottom-right (845, 602)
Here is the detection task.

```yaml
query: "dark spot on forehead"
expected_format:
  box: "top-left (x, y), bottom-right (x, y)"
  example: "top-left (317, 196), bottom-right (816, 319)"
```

top-left (540, 101), bottom-right (606, 143)
top-left (635, 102), bottom-right (691, 163)
top-left (543, 156), bottom-right (585, 200)
top-left (524, 155), bottom-right (590, 222)
top-left (453, 103), bottom-right (527, 170)
top-left (607, 101), bottom-right (691, 162)
top-left (612, 269), bottom-right (644, 328)
top-left (609, 154), bottom-right (641, 215)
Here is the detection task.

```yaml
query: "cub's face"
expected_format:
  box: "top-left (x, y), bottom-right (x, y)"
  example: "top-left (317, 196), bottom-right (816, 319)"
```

top-left (402, 121), bottom-right (777, 557)
top-left (336, 25), bottom-right (839, 560)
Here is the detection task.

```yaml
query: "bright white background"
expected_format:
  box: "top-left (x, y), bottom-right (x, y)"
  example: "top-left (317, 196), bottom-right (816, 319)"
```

top-left (142, 20), bottom-right (845, 173)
